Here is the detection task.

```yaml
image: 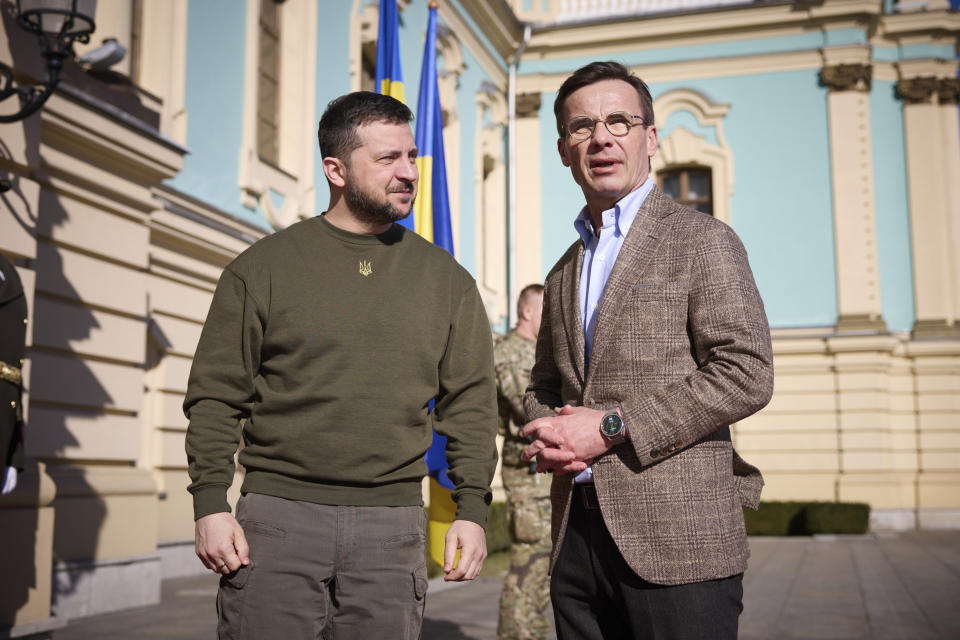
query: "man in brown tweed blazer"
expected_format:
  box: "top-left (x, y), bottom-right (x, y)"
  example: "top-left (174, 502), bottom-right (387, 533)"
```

top-left (521, 61), bottom-right (774, 639)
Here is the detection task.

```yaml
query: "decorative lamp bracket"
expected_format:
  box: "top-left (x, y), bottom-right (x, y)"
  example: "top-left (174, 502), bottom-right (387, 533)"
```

top-left (0, 0), bottom-right (97, 123)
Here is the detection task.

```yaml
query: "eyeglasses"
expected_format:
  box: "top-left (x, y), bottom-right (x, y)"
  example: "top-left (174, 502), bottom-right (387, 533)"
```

top-left (565, 112), bottom-right (646, 142)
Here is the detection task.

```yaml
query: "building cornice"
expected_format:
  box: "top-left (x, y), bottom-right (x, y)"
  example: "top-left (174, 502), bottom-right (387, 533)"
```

top-left (54, 83), bottom-right (190, 157)
top-left (522, 0), bottom-right (881, 59)
top-left (454, 0), bottom-right (524, 61)
top-left (152, 186), bottom-right (269, 251)
top-left (148, 185), bottom-right (269, 280)
top-left (439, 0), bottom-right (522, 89)
top-left (34, 89), bottom-right (186, 222)
top-left (880, 5), bottom-right (960, 39)
top-left (516, 48), bottom-right (824, 93)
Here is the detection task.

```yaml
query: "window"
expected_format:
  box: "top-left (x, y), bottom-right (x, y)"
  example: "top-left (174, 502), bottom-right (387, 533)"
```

top-left (239, 0), bottom-right (315, 228)
top-left (659, 167), bottom-right (713, 215)
top-left (257, 0), bottom-right (282, 166)
top-left (652, 89), bottom-right (733, 224)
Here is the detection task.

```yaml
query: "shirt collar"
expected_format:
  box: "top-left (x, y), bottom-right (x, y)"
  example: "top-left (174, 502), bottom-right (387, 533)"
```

top-left (573, 178), bottom-right (653, 247)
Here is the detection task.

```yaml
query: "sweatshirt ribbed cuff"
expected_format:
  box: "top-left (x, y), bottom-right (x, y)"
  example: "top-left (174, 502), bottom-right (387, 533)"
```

top-left (192, 485), bottom-right (232, 521)
top-left (454, 493), bottom-right (490, 528)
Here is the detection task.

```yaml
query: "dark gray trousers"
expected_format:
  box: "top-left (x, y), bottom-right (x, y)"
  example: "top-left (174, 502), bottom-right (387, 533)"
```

top-left (550, 484), bottom-right (743, 640)
top-left (217, 492), bottom-right (428, 639)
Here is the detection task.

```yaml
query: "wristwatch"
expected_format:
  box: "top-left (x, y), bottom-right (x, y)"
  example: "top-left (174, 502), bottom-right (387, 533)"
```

top-left (599, 408), bottom-right (627, 445)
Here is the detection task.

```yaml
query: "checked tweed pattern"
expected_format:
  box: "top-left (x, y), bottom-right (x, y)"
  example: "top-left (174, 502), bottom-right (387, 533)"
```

top-left (524, 185), bottom-right (774, 586)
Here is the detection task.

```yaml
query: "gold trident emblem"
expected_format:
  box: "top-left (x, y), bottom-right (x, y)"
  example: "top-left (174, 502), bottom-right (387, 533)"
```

top-left (359, 260), bottom-right (372, 277)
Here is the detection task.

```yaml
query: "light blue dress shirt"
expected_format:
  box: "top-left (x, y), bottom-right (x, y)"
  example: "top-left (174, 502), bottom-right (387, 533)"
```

top-left (572, 179), bottom-right (654, 483)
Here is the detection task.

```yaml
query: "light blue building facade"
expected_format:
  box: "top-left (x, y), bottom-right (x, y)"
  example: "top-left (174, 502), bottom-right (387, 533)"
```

top-left (1, 0), bottom-right (958, 627)
top-left (507, 0), bottom-right (960, 528)
top-left (159, 0), bottom-right (960, 532)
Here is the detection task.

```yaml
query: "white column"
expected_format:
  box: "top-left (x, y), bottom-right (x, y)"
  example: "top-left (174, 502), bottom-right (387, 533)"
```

top-left (898, 71), bottom-right (960, 338)
top-left (938, 79), bottom-right (960, 331)
top-left (822, 63), bottom-right (886, 332)
top-left (515, 92), bottom-right (544, 292)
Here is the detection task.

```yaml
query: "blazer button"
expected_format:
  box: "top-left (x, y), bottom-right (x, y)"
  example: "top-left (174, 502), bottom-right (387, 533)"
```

top-left (666, 445), bottom-right (675, 453)
top-left (674, 441), bottom-right (683, 449)
top-left (650, 449), bottom-right (660, 458)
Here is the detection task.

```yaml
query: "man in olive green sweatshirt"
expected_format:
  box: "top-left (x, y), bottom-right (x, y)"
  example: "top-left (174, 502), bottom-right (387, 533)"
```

top-left (184, 91), bottom-right (498, 639)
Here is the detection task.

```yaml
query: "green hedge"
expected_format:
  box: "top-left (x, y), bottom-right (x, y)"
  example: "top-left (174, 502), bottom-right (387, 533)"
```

top-left (745, 501), bottom-right (870, 536)
top-left (743, 501), bottom-right (808, 535)
top-left (804, 502), bottom-right (870, 534)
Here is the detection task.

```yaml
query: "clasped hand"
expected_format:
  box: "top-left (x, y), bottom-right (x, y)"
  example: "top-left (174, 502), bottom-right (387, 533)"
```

top-left (520, 405), bottom-right (610, 474)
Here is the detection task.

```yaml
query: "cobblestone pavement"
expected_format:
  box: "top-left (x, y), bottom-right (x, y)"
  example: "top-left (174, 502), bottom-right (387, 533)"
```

top-left (54, 531), bottom-right (960, 639)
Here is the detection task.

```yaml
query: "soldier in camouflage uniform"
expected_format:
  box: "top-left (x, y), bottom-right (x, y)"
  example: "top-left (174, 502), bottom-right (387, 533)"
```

top-left (496, 284), bottom-right (552, 640)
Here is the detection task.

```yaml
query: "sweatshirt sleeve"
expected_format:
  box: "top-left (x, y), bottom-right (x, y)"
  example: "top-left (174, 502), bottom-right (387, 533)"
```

top-left (184, 267), bottom-right (264, 520)
top-left (432, 282), bottom-right (499, 528)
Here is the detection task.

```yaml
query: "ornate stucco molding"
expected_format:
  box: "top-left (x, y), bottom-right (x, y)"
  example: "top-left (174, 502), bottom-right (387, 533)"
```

top-left (515, 92), bottom-right (541, 119)
top-left (821, 63), bottom-right (872, 92)
top-left (474, 83), bottom-right (509, 326)
top-left (937, 78), bottom-right (960, 104)
top-left (896, 76), bottom-right (940, 104)
top-left (436, 25), bottom-right (466, 125)
top-left (652, 89), bottom-right (734, 225)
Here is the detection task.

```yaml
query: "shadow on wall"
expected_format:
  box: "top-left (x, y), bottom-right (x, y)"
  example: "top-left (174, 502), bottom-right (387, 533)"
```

top-left (0, 6), bottom-right (108, 623)
top-left (0, 460), bottom-right (45, 628)
top-left (30, 168), bottom-right (110, 617)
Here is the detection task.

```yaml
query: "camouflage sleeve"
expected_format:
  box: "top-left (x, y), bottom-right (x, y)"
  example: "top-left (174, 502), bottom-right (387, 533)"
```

top-left (524, 277), bottom-right (564, 422)
top-left (495, 338), bottom-right (531, 438)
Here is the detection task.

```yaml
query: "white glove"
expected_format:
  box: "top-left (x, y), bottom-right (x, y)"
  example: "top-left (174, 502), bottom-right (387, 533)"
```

top-left (1, 466), bottom-right (17, 494)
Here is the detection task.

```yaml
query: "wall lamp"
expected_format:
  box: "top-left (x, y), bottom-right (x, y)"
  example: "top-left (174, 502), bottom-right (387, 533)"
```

top-left (0, 0), bottom-right (97, 123)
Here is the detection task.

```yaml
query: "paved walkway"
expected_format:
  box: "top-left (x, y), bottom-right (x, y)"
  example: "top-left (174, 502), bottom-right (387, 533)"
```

top-left (55, 531), bottom-right (960, 639)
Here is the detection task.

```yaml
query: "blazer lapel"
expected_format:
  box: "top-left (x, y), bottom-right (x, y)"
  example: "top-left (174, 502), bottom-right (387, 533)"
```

top-left (560, 244), bottom-right (586, 387)
top-left (588, 186), bottom-right (671, 371)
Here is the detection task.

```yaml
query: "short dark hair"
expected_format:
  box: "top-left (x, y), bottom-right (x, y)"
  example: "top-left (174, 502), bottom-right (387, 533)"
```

top-left (317, 91), bottom-right (414, 161)
top-left (553, 61), bottom-right (655, 139)
top-left (517, 283), bottom-right (544, 317)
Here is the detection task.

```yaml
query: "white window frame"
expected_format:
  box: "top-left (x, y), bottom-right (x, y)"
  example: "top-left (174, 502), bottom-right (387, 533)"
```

top-left (238, 0), bottom-right (318, 229)
top-left (652, 89), bottom-right (734, 225)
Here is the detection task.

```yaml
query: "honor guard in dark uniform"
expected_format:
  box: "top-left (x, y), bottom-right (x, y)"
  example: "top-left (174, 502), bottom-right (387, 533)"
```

top-left (0, 254), bottom-right (27, 494)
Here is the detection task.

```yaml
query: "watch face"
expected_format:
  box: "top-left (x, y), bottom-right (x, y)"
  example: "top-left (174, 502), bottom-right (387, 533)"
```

top-left (601, 413), bottom-right (623, 437)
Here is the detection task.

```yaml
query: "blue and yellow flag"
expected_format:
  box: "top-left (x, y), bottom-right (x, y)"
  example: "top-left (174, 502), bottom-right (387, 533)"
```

top-left (375, 0), bottom-right (404, 102)
top-left (411, 7), bottom-right (453, 252)
top-left (414, 4), bottom-right (458, 566)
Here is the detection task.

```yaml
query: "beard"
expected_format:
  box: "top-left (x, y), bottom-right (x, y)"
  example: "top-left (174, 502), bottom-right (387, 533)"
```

top-left (344, 181), bottom-right (415, 227)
